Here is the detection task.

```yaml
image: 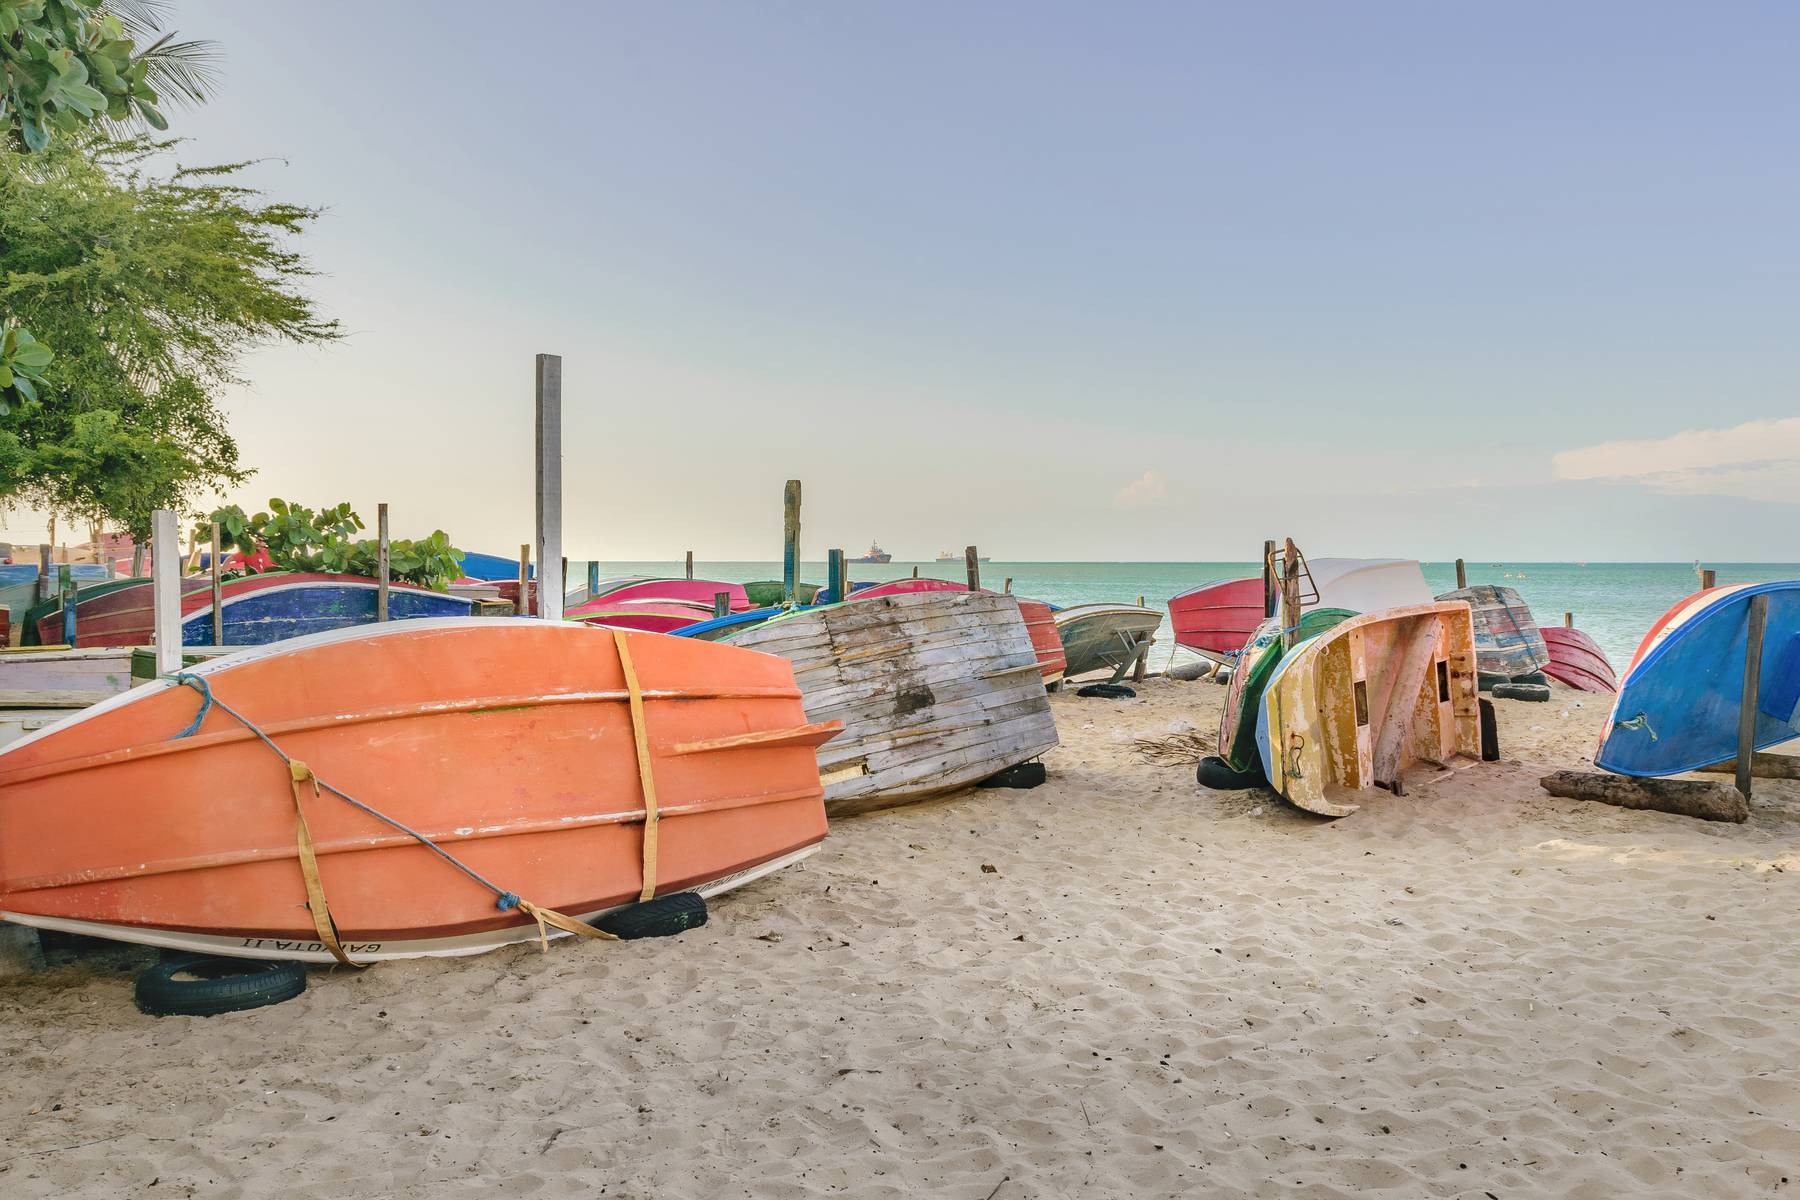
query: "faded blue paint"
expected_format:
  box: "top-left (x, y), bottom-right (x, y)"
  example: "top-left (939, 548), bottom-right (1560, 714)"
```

top-left (1597, 581), bottom-right (1800, 777)
top-left (182, 583), bottom-right (472, 646)
top-left (459, 551), bottom-right (533, 581)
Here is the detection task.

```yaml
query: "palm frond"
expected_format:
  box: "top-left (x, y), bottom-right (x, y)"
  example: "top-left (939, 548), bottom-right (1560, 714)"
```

top-left (105, 0), bottom-right (175, 41)
top-left (136, 37), bottom-right (222, 109)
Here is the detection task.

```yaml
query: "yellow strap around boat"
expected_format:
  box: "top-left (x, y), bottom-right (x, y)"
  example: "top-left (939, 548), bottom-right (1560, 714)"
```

top-left (612, 628), bottom-right (661, 902)
top-left (287, 759), bottom-right (361, 969)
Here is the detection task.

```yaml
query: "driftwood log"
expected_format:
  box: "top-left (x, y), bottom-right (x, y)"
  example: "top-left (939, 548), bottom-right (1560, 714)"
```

top-left (1696, 753), bottom-right (1800, 781)
top-left (1165, 659), bottom-right (1218, 682)
top-left (1539, 770), bottom-right (1749, 823)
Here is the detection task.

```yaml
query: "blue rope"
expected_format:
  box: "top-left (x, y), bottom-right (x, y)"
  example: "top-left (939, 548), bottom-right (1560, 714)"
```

top-left (171, 672), bottom-right (522, 911)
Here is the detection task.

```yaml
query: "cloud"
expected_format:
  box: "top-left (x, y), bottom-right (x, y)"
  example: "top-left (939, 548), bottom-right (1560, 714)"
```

top-left (1551, 418), bottom-right (1800, 503)
top-left (1112, 469), bottom-right (1169, 509)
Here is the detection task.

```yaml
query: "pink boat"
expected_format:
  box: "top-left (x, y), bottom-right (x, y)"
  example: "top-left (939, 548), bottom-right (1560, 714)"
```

top-left (846, 577), bottom-right (969, 601)
top-left (568, 599), bottom-right (717, 634)
top-left (573, 577), bottom-right (753, 615)
top-left (1168, 577), bottom-right (1264, 662)
top-left (1541, 625), bottom-right (1618, 694)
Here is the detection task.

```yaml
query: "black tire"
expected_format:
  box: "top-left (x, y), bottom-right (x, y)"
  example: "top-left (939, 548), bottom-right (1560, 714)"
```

top-left (134, 956), bottom-right (306, 1017)
top-left (978, 762), bottom-right (1047, 789)
top-left (595, 892), bottom-right (708, 940)
top-left (1511, 671), bottom-right (1549, 686)
top-left (1478, 698), bottom-right (1500, 761)
top-left (1492, 682), bottom-right (1551, 702)
top-left (1196, 754), bottom-right (1266, 791)
top-left (1477, 672), bottom-right (1508, 692)
top-left (1076, 683), bottom-right (1136, 699)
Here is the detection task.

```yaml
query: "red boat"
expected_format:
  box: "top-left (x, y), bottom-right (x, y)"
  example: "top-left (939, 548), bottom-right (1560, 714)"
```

top-left (1017, 599), bottom-right (1066, 685)
top-left (844, 577), bottom-right (967, 601)
top-left (1540, 625), bottom-right (1619, 694)
top-left (1168, 577), bottom-right (1264, 662)
top-left (568, 599), bottom-right (717, 634)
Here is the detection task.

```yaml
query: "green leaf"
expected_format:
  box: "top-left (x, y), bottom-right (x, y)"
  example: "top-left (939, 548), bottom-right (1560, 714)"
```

top-left (12, 342), bottom-right (53, 369)
top-left (133, 96), bottom-right (167, 130)
top-left (13, 375), bottom-right (38, 403)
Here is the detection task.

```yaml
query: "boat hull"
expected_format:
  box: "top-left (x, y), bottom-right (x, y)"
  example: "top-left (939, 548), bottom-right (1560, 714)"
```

top-left (1435, 584), bottom-right (1548, 678)
top-left (1217, 608), bottom-right (1356, 775)
top-left (1257, 602), bottom-right (1482, 816)
top-left (569, 599), bottom-right (716, 634)
top-left (1017, 599), bottom-right (1066, 685)
top-left (1053, 604), bottom-right (1162, 679)
top-left (1172, 559), bottom-right (1432, 664)
top-left (0, 618), bottom-right (833, 961)
top-left (1541, 626), bottom-right (1618, 694)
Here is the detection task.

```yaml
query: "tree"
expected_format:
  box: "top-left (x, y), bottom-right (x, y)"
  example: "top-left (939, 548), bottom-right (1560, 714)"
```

top-left (0, 135), bottom-right (339, 537)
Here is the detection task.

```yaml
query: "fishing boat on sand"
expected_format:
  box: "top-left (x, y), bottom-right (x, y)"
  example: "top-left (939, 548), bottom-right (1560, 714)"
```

top-left (1215, 608), bottom-right (1357, 777)
top-left (726, 590), bottom-right (1057, 816)
top-left (1171, 558), bottom-right (1432, 664)
top-left (1257, 602), bottom-right (1482, 817)
top-left (1597, 582), bottom-right (1800, 777)
top-left (1541, 625), bottom-right (1617, 694)
top-left (1435, 584), bottom-right (1548, 678)
top-left (0, 619), bottom-right (839, 961)
top-left (1053, 603), bottom-right (1162, 680)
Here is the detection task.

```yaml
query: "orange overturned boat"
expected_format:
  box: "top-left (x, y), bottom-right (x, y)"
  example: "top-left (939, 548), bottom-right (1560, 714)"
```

top-left (0, 618), bottom-right (838, 962)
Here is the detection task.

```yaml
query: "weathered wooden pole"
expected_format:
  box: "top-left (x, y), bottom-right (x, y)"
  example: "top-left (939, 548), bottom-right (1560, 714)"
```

top-left (586, 561), bottom-right (600, 597)
top-left (1281, 538), bottom-right (1302, 650)
top-left (965, 546), bottom-right (981, 592)
top-left (210, 521), bottom-right (223, 646)
top-left (1261, 539), bottom-right (1277, 619)
top-left (911, 565), bottom-right (919, 579)
top-left (36, 544), bottom-right (52, 603)
top-left (1701, 568), bottom-right (1717, 589)
top-left (59, 565), bottom-right (76, 646)
top-left (1564, 611), bottom-right (1574, 628)
top-left (130, 541), bottom-right (145, 577)
top-left (151, 510), bottom-right (181, 676)
top-left (714, 591), bottom-right (730, 618)
top-left (376, 503), bottom-right (391, 622)
top-left (517, 543), bottom-right (530, 616)
top-left (1736, 593), bottom-right (1769, 800)
top-left (782, 480), bottom-right (802, 604)
top-left (685, 550), bottom-right (694, 581)
top-left (535, 353), bottom-right (564, 622)
top-left (1003, 577), bottom-right (1013, 594)
top-left (1454, 558), bottom-right (1468, 589)
top-left (827, 548), bottom-right (846, 602)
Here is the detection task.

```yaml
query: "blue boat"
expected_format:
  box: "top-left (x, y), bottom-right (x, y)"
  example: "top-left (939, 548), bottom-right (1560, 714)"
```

top-left (1597, 581), bottom-right (1800, 777)
top-left (673, 606), bottom-right (791, 642)
top-left (457, 551), bottom-right (533, 582)
top-left (180, 573), bottom-right (473, 646)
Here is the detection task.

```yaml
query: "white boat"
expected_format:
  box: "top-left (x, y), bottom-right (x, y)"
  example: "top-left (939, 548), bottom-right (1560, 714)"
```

top-left (1305, 558), bottom-right (1435, 616)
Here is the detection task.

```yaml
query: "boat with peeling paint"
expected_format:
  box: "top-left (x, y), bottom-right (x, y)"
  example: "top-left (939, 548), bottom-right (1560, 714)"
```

top-left (1171, 559), bottom-right (1432, 665)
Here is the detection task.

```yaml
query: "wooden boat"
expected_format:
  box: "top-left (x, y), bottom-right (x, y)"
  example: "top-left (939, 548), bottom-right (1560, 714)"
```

top-left (26, 572), bottom-right (473, 648)
top-left (1596, 583), bottom-right (1800, 777)
top-left (727, 590), bottom-right (1057, 816)
top-left (1257, 602), bottom-right (1481, 817)
top-left (566, 578), bottom-right (753, 617)
top-left (1171, 559), bottom-right (1431, 664)
top-left (677, 606), bottom-right (788, 642)
top-left (848, 577), bottom-right (967, 601)
top-left (456, 550), bottom-right (532, 582)
top-left (1541, 625), bottom-right (1618, 694)
top-left (1017, 599), bottom-right (1066, 686)
top-left (1434, 584), bottom-right (1547, 678)
top-left (0, 618), bottom-right (838, 961)
top-left (568, 599), bottom-right (716, 634)
top-left (744, 581), bottom-right (822, 608)
top-left (1, 563), bottom-right (113, 631)
top-left (1216, 608), bottom-right (1356, 775)
top-left (1053, 603), bottom-right (1162, 680)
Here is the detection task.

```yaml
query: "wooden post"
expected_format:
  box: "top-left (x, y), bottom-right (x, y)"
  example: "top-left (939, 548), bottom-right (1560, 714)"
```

top-left (1003, 577), bottom-right (1013, 594)
top-left (1132, 595), bottom-right (1150, 683)
top-left (210, 521), bottom-right (223, 646)
top-left (151, 510), bottom-right (180, 676)
top-left (517, 543), bottom-right (530, 616)
top-left (685, 550), bottom-right (694, 580)
top-left (965, 546), bottom-right (981, 592)
top-left (827, 548), bottom-right (846, 602)
top-left (535, 353), bottom-right (564, 622)
top-left (1261, 539), bottom-right (1277, 619)
top-left (1564, 612), bottom-right (1574, 628)
top-left (1280, 538), bottom-right (1302, 650)
top-left (1702, 568), bottom-right (1716, 589)
top-left (714, 591), bottom-right (730, 618)
top-left (1454, 558), bottom-right (1467, 589)
top-left (36, 544), bottom-right (52, 603)
top-left (130, 541), bottom-right (144, 577)
top-left (911, 565), bottom-right (919, 579)
top-left (782, 480), bottom-right (802, 604)
top-left (59, 565), bottom-right (76, 646)
top-left (586, 561), bottom-right (600, 596)
top-left (376, 503), bottom-right (391, 622)
top-left (1736, 593), bottom-right (1768, 800)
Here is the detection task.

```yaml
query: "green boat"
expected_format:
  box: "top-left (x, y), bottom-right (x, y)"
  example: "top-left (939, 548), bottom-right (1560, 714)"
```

top-left (1217, 607), bottom-right (1357, 775)
top-left (742, 580), bottom-right (821, 608)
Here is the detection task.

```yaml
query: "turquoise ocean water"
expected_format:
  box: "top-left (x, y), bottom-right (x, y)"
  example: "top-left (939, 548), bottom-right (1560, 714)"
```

top-left (569, 560), bottom-right (1800, 674)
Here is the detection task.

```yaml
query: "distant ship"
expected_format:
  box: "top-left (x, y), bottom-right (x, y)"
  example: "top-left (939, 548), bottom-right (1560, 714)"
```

top-left (851, 542), bottom-right (892, 564)
top-left (937, 549), bottom-right (990, 562)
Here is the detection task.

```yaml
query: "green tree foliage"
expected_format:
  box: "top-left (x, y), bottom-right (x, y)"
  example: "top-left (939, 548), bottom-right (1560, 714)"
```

top-left (0, 135), bottom-right (338, 537)
top-left (198, 499), bottom-right (467, 592)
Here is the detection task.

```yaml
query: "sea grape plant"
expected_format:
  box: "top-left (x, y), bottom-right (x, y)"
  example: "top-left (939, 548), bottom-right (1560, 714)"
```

top-left (0, 322), bottom-right (52, 413)
top-left (196, 499), bottom-right (466, 591)
top-left (0, 0), bottom-right (170, 152)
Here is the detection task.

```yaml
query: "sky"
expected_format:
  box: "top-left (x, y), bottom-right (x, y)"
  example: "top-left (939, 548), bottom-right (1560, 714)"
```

top-left (10, 2), bottom-right (1797, 561)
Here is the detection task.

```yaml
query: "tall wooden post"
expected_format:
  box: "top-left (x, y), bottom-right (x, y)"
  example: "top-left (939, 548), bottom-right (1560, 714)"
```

top-left (376, 503), bottom-right (391, 622)
top-left (1261, 539), bottom-right (1277, 619)
top-left (130, 542), bottom-right (145, 577)
top-left (714, 591), bottom-right (730, 618)
top-left (210, 521), bottom-right (223, 646)
top-left (152, 510), bottom-right (181, 676)
top-left (36, 544), bottom-right (52, 603)
top-left (1702, 568), bottom-right (1717, 590)
top-left (586, 561), bottom-right (600, 597)
top-left (517, 544), bottom-right (531, 616)
top-left (1281, 538), bottom-right (1302, 650)
top-left (685, 550), bottom-right (694, 580)
top-left (59, 565), bottom-right (76, 646)
top-left (1736, 593), bottom-right (1769, 800)
top-left (1454, 558), bottom-right (1468, 589)
top-left (782, 480), bottom-right (802, 605)
top-left (827, 548), bottom-right (846, 602)
top-left (965, 546), bottom-right (981, 592)
top-left (535, 353), bottom-right (564, 621)
top-left (911, 565), bottom-right (919, 579)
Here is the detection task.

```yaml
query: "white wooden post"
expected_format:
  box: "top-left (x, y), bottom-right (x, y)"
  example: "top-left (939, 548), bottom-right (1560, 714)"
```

top-left (152, 509), bottom-right (181, 675)
top-left (535, 354), bottom-right (564, 622)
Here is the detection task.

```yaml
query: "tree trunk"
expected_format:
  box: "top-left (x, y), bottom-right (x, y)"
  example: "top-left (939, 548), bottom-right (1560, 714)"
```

top-left (1539, 770), bottom-right (1749, 823)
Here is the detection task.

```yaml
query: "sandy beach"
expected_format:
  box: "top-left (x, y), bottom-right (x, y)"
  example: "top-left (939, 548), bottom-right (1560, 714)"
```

top-left (2, 678), bottom-right (1796, 1198)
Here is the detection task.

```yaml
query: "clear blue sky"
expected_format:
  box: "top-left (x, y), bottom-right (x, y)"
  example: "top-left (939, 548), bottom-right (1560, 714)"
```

top-left (49, 1), bottom-right (1796, 561)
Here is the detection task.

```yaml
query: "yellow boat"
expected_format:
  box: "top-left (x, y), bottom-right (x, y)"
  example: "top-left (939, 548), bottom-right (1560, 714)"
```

top-left (1258, 602), bottom-right (1482, 816)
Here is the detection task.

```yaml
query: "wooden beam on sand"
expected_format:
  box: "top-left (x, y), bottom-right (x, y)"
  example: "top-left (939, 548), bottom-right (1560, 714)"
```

top-left (1539, 770), bottom-right (1749, 823)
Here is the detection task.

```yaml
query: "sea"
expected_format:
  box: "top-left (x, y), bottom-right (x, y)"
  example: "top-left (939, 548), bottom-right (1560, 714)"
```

top-left (569, 560), bottom-right (1800, 673)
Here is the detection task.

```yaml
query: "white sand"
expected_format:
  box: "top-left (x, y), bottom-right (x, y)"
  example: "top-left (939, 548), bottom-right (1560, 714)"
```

top-left (2, 679), bottom-right (1797, 1198)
